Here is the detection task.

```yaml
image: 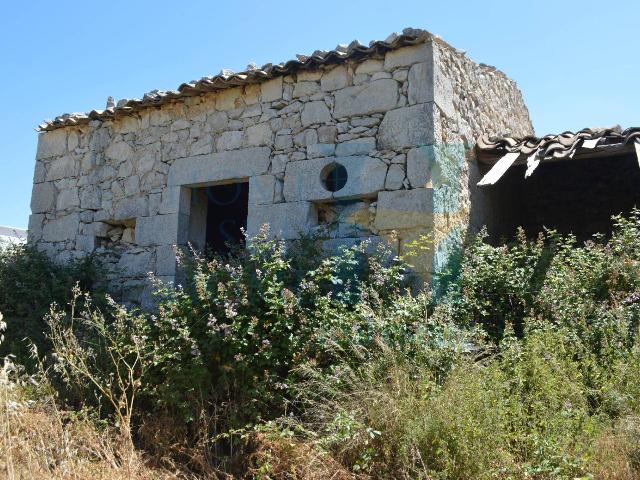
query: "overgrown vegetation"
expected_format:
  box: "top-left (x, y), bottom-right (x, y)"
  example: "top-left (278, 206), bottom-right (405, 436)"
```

top-left (2, 212), bottom-right (640, 479)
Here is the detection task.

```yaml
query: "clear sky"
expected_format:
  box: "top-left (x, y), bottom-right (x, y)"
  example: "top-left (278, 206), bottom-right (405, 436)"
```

top-left (1, 0), bottom-right (638, 229)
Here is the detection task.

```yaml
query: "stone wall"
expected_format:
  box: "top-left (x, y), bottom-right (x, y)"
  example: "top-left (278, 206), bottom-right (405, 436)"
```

top-left (28, 37), bottom-right (532, 301)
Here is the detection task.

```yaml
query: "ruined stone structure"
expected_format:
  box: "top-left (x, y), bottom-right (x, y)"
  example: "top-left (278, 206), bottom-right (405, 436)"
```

top-left (28, 28), bottom-right (533, 301)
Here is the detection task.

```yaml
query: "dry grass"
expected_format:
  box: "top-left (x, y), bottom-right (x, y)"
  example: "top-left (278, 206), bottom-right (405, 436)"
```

top-left (0, 363), bottom-right (188, 480)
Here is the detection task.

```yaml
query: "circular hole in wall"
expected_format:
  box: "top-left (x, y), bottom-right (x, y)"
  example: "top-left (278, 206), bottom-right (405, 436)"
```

top-left (321, 163), bottom-right (348, 192)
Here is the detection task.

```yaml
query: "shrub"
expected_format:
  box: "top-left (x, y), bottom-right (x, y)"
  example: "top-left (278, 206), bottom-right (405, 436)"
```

top-left (0, 243), bottom-right (101, 362)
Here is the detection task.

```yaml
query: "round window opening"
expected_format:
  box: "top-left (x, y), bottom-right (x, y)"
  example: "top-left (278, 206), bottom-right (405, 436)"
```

top-left (321, 163), bottom-right (348, 192)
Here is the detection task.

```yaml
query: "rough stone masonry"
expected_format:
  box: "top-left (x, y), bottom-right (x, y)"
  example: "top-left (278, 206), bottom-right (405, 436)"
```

top-left (29, 28), bottom-right (533, 303)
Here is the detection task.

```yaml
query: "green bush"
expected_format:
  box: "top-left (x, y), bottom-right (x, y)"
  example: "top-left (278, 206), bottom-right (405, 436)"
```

top-left (37, 210), bottom-right (640, 478)
top-left (0, 243), bottom-right (101, 362)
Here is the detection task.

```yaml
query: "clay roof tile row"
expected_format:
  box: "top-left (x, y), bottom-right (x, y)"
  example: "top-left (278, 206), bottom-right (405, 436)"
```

top-left (40, 28), bottom-right (489, 132)
top-left (477, 126), bottom-right (640, 161)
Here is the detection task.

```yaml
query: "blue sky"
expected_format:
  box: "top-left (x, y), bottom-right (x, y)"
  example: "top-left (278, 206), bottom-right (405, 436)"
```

top-left (1, 0), bottom-right (638, 229)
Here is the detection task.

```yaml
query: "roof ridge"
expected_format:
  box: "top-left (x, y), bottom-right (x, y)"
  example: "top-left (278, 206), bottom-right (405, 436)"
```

top-left (38, 27), bottom-right (513, 132)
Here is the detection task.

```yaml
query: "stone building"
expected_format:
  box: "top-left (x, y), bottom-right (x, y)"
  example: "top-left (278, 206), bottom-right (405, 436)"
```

top-left (28, 28), bottom-right (535, 301)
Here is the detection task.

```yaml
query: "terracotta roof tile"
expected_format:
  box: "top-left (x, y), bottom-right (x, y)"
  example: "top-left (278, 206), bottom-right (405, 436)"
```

top-left (477, 126), bottom-right (640, 161)
top-left (40, 28), bottom-right (487, 132)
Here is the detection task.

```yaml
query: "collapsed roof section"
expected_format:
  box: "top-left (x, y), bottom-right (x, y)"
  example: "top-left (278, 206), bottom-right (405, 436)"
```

top-left (476, 126), bottom-right (640, 185)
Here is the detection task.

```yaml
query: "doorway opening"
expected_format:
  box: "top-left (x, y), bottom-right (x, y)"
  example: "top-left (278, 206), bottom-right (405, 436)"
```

top-left (189, 182), bottom-right (249, 256)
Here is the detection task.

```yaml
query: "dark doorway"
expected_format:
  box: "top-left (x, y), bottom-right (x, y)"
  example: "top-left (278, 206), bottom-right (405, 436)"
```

top-left (471, 152), bottom-right (640, 244)
top-left (205, 182), bottom-right (249, 255)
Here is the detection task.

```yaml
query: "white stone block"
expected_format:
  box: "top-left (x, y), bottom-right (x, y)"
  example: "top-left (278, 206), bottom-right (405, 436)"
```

top-left (384, 43), bottom-right (430, 70)
top-left (114, 197), bottom-right (148, 220)
top-left (261, 77), bottom-right (283, 102)
top-left (31, 182), bottom-right (56, 213)
top-left (284, 156), bottom-right (387, 202)
top-left (244, 123), bottom-right (273, 147)
top-left (249, 175), bottom-right (276, 205)
top-left (36, 130), bottom-right (67, 159)
top-left (216, 87), bottom-right (242, 111)
top-left (333, 79), bottom-right (398, 118)
top-left (377, 103), bottom-right (435, 150)
top-left (216, 130), bottom-right (243, 151)
top-left (308, 143), bottom-right (336, 158)
top-left (355, 59), bottom-right (384, 75)
top-left (105, 141), bottom-right (134, 163)
top-left (293, 81), bottom-right (320, 98)
top-left (408, 62), bottom-right (432, 105)
top-left (159, 186), bottom-right (191, 215)
top-left (374, 188), bottom-right (433, 230)
top-left (56, 188), bottom-right (79, 210)
top-left (321, 65), bottom-right (350, 91)
top-left (385, 164), bottom-right (405, 190)
top-left (168, 147), bottom-right (271, 186)
top-left (155, 244), bottom-right (177, 276)
top-left (118, 250), bottom-right (155, 277)
top-left (246, 201), bottom-right (317, 240)
top-left (407, 146), bottom-right (434, 188)
top-left (46, 156), bottom-right (76, 181)
top-left (301, 101), bottom-right (331, 126)
top-left (42, 213), bottom-right (79, 242)
top-left (335, 138), bottom-right (376, 156)
top-left (135, 213), bottom-right (189, 246)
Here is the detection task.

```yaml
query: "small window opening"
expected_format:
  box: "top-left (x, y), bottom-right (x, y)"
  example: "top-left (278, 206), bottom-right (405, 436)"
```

top-left (321, 163), bottom-right (348, 192)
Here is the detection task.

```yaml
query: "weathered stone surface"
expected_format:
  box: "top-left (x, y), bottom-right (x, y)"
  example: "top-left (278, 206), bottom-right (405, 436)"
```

top-left (408, 62), bottom-right (432, 105)
top-left (117, 250), bottom-right (155, 276)
top-left (407, 146), bottom-right (434, 188)
top-left (155, 244), bottom-right (177, 276)
top-left (56, 188), bottom-right (79, 210)
top-left (385, 164), bottom-right (405, 190)
top-left (308, 143), bottom-right (335, 158)
top-left (378, 103), bottom-right (434, 150)
top-left (27, 214), bottom-right (45, 241)
top-left (36, 130), bottom-right (67, 159)
top-left (168, 147), bottom-right (271, 186)
top-left (114, 197), bottom-right (148, 220)
top-left (46, 156), bottom-right (76, 181)
top-left (42, 213), bottom-right (79, 242)
top-left (301, 101), bottom-right (331, 126)
top-left (31, 182), bottom-right (56, 213)
top-left (317, 125), bottom-right (338, 143)
top-left (293, 81), bottom-right (319, 98)
top-left (159, 186), bottom-right (191, 215)
top-left (249, 175), bottom-right (276, 205)
top-left (335, 137), bottom-right (376, 156)
top-left (261, 77), bottom-right (283, 102)
top-left (284, 156), bottom-right (387, 202)
top-left (136, 213), bottom-right (189, 246)
top-left (105, 141), bottom-right (134, 163)
top-left (244, 123), bottom-right (273, 146)
top-left (29, 33), bottom-right (535, 301)
top-left (384, 42), bottom-right (430, 70)
top-left (216, 87), bottom-right (242, 111)
top-left (216, 130), bottom-right (242, 150)
top-left (374, 188), bottom-right (433, 230)
top-left (321, 65), bottom-right (350, 91)
top-left (247, 201), bottom-right (316, 240)
top-left (76, 234), bottom-right (97, 252)
top-left (355, 59), bottom-right (384, 75)
top-left (333, 79), bottom-right (398, 117)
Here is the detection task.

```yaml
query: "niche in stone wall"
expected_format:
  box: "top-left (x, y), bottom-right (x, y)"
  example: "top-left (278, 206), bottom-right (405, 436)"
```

top-left (96, 219), bottom-right (136, 248)
top-left (188, 182), bottom-right (249, 255)
top-left (316, 199), bottom-right (374, 238)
